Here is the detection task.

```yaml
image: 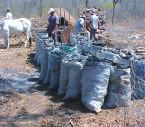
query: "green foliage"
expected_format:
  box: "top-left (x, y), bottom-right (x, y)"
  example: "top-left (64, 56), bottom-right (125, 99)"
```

top-left (102, 2), bottom-right (118, 10)
top-left (43, 8), bottom-right (48, 14)
top-left (0, 0), bottom-right (145, 19)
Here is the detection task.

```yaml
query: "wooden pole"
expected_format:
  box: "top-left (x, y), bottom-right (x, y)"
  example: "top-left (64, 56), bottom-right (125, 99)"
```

top-left (75, 0), bottom-right (77, 18)
top-left (112, 0), bottom-right (118, 25)
top-left (69, 11), bottom-right (70, 22)
top-left (64, 10), bottom-right (66, 26)
top-left (59, 8), bottom-right (61, 26)
top-left (60, 8), bottom-right (61, 17)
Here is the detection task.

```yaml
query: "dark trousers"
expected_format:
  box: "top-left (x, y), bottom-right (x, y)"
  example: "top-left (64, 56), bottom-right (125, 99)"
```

top-left (90, 28), bottom-right (97, 41)
top-left (48, 32), bottom-right (61, 44)
top-left (48, 32), bottom-right (55, 41)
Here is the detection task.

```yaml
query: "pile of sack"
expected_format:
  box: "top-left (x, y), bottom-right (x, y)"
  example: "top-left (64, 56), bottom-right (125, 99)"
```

top-left (34, 32), bottom-right (145, 113)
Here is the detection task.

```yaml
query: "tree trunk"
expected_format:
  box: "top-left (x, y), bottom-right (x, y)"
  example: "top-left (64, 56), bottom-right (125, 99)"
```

top-left (133, 0), bottom-right (137, 19)
top-left (112, 0), bottom-right (118, 25)
top-left (39, 0), bottom-right (43, 17)
top-left (85, 0), bottom-right (89, 8)
top-left (6, 0), bottom-right (12, 9)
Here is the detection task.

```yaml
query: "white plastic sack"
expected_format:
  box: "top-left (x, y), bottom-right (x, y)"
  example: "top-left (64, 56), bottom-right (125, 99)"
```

top-left (34, 33), bottom-right (48, 65)
top-left (36, 39), bottom-right (43, 65)
top-left (49, 53), bottom-right (62, 89)
top-left (34, 37), bottom-right (41, 65)
top-left (131, 59), bottom-right (145, 99)
top-left (43, 53), bottom-right (53, 85)
top-left (64, 61), bottom-right (84, 100)
top-left (58, 60), bottom-right (69, 96)
top-left (81, 61), bottom-right (110, 113)
top-left (39, 47), bottom-right (49, 82)
top-left (44, 47), bottom-right (63, 85)
top-left (104, 67), bottom-right (131, 108)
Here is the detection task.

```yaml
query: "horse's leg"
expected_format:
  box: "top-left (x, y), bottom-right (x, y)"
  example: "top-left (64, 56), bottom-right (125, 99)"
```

top-left (25, 29), bottom-right (32, 47)
top-left (25, 33), bottom-right (28, 48)
top-left (3, 31), bottom-right (10, 49)
top-left (3, 37), bottom-right (7, 48)
top-left (3, 38), bottom-right (9, 48)
top-left (7, 36), bottom-right (10, 48)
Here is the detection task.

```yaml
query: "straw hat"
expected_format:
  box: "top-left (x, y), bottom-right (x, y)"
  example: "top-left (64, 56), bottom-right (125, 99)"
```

top-left (48, 8), bottom-right (55, 14)
top-left (80, 14), bottom-right (85, 18)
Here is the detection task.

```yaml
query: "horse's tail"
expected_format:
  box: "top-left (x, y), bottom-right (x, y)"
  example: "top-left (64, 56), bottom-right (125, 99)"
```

top-left (28, 30), bottom-right (32, 46)
top-left (29, 36), bottom-right (32, 46)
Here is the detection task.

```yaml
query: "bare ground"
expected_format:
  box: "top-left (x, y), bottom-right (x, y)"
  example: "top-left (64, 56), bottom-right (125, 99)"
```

top-left (0, 20), bottom-right (145, 127)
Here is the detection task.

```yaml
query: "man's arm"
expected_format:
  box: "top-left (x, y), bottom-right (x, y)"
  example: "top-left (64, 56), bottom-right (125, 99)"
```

top-left (54, 16), bottom-right (59, 31)
top-left (80, 18), bottom-right (84, 26)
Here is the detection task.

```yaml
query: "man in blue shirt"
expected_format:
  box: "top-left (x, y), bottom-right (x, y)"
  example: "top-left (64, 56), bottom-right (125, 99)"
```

top-left (76, 15), bottom-right (85, 33)
top-left (47, 8), bottom-right (59, 38)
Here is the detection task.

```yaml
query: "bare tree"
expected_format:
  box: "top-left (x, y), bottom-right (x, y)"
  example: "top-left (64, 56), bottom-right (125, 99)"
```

top-left (39, 0), bottom-right (43, 17)
top-left (112, 0), bottom-right (118, 25)
top-left (133, 0), bottom-right (137, 19)
top-left (85, 0), bottom-right (89, 8)
top-left (6, 0), bottom-right (12, 9)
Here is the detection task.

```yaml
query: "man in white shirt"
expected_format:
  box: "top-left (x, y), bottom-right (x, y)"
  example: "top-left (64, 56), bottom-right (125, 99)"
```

top-left (5, 9), bottom-right (13, 20)
top-left (89, 11), bottom-right (99, 41)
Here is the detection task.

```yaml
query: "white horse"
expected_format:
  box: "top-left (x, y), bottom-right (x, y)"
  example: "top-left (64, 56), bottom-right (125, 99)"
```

top-left (0, 18), bottom-right (32, 48)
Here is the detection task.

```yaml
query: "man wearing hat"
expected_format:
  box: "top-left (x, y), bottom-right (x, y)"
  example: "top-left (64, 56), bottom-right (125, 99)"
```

top-left (89, 10), bottom-right (99, 41)
top-left (47, 8), bottom-right (59, 39)
top-left (76, 15), bottom-right (85, 33)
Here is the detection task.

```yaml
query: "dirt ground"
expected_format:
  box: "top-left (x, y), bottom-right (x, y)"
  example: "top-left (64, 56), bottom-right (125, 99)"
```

top-left (0, 20), bottom-right (145, 127)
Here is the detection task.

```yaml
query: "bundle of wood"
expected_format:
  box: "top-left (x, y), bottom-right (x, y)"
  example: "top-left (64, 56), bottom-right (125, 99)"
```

top-left (31, 17), bottom-right (48, 30)
top-left (134, 47), bottom-right (145, 56)
top-left (82, 8), bottom-right (106, 33)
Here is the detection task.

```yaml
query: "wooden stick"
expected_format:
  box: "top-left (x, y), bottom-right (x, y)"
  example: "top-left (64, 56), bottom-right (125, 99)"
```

top-left (60, 8), bottom-right (61, 17)
top-left (60, 8), bottom-right (61, 25)
top-left (69, 11), bottom-right (70, 23)
top-left (64, 10), bottom-right (65, 27)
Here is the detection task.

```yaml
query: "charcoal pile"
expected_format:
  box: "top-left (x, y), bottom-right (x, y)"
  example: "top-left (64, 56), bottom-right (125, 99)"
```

top-left (34, 32), bottom-right (145, 113)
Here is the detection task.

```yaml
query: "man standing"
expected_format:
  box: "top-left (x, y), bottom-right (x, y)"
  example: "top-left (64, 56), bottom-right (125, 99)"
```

top-left (5, 9), bottom-right (12, 20)
top-left (47, 8), bottom-right (59, 39)
top-left (89, 11), bottom-right (99, 41)
top-left (76, 15), bottom-right (85, 33)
